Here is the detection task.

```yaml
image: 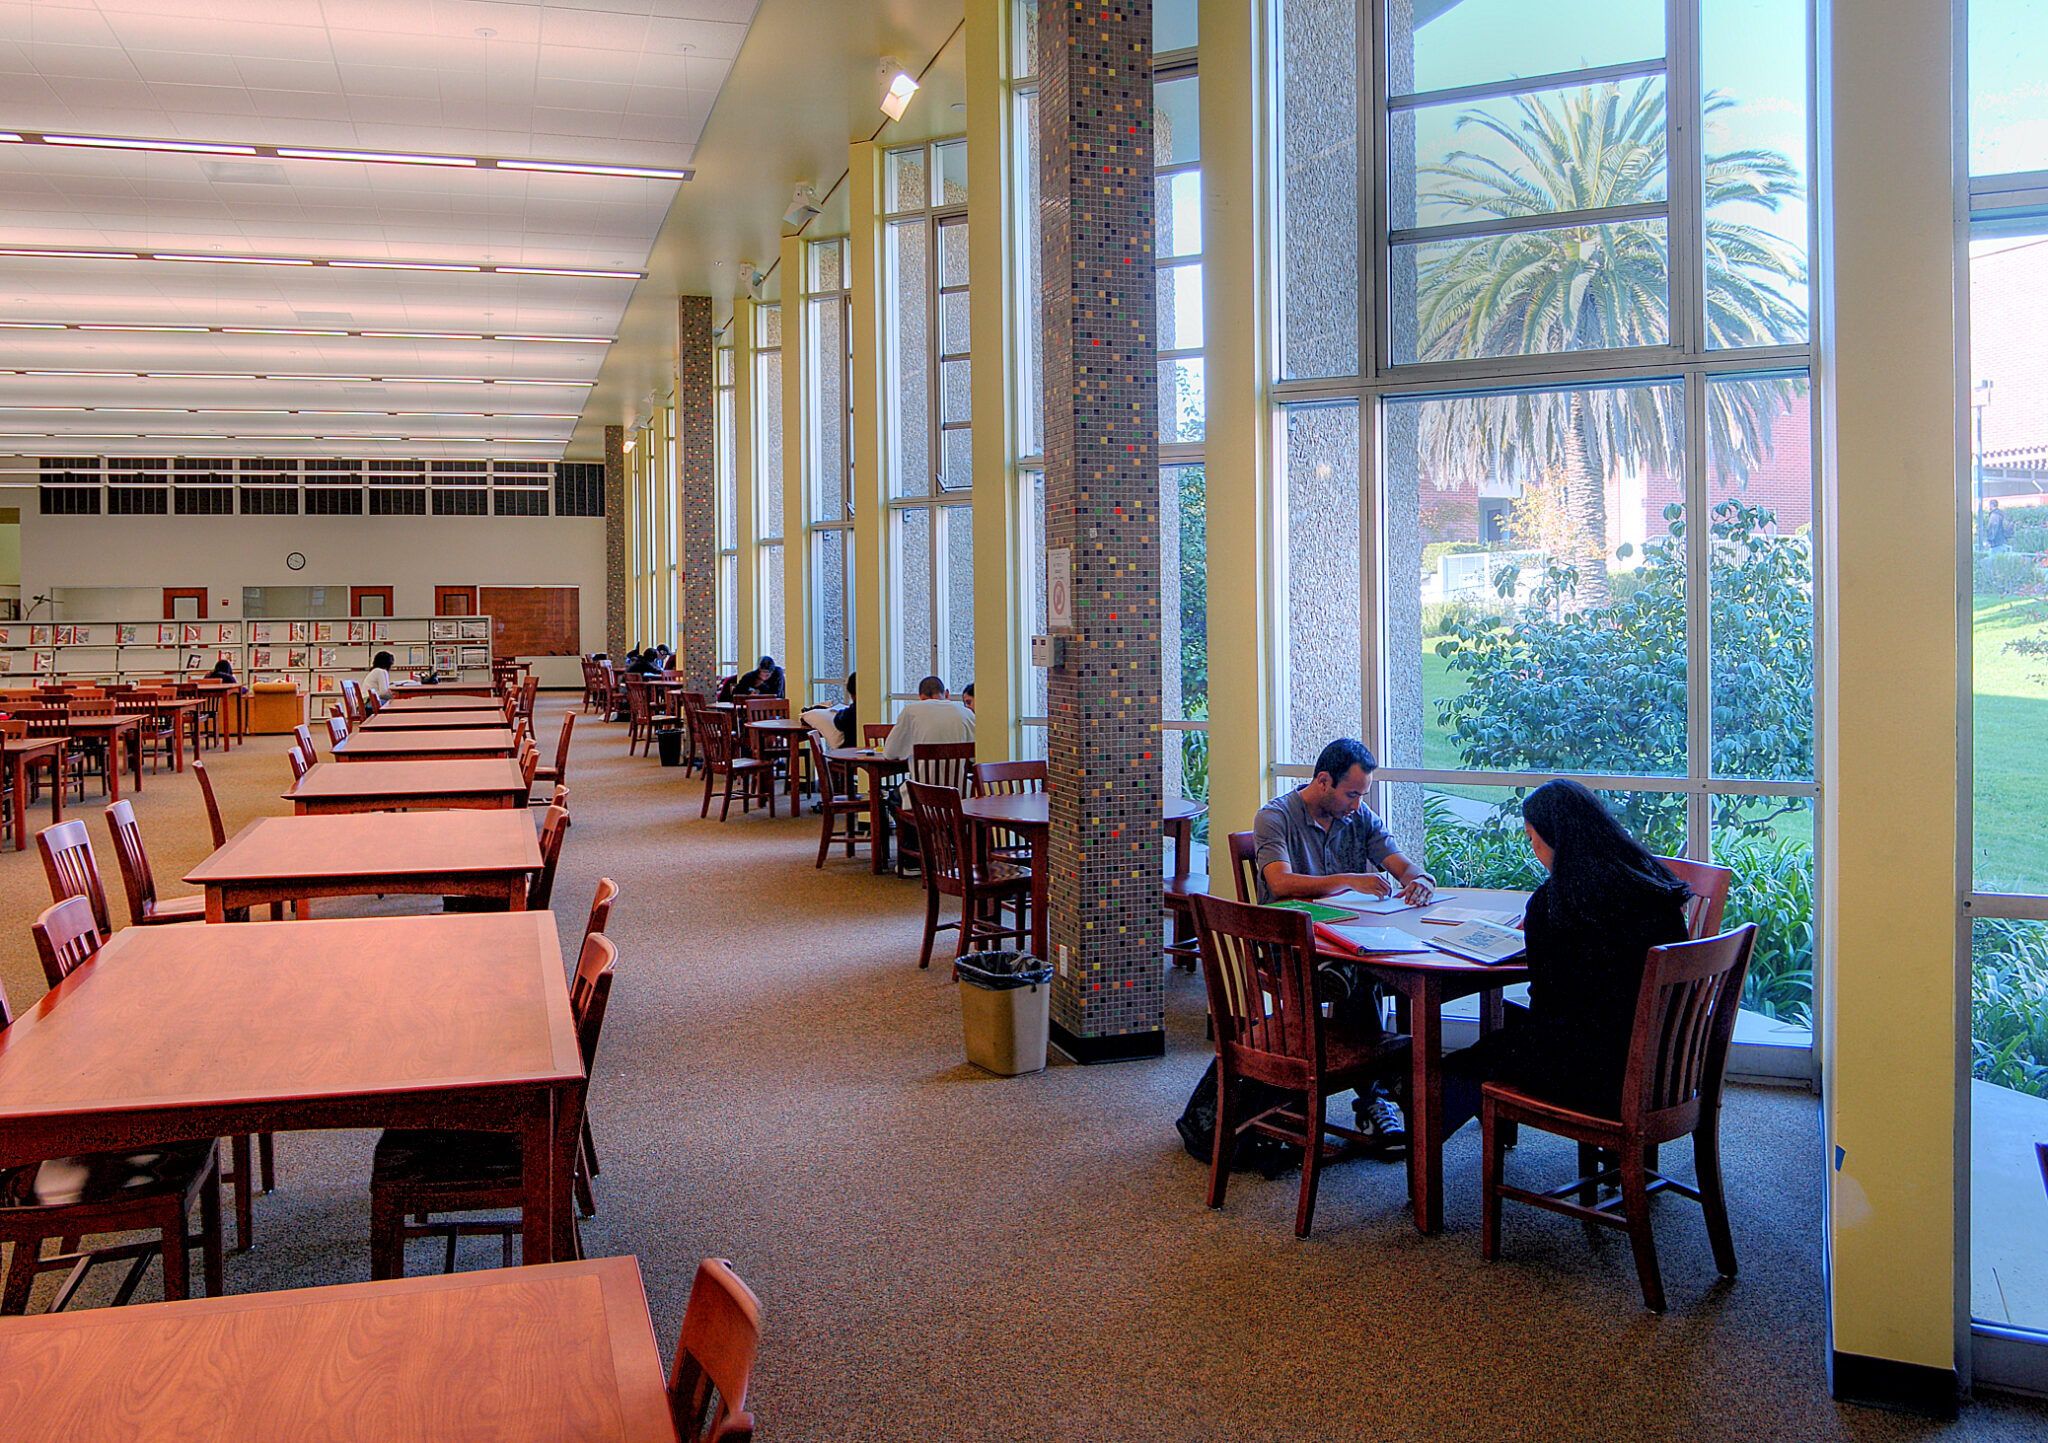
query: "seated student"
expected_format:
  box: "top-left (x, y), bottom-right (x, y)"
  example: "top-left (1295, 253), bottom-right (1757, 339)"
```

top-left (1442, 780), bottom-right (1690, 1129)
top-left (880, 674), bottom-right (975, 783)
top-left (205, 657), bottom-right (237, 684)
top-left (731, 655), bottom-right (785, 698)
top-left (800, 672), bottom-right (855, 748)
top-left (363, 651), bottom-right (395, 703)
top-left (961, 682), bottom-right (974, 713)
top-left (1251, 737), bottom-right (1435, 1150)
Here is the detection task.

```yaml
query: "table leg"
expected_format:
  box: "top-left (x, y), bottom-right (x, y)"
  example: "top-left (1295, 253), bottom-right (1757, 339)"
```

top-left (49, 747), bottom-right (63, 829)
top-left (1030, 827), bottom-right (1050, 962)
top-left (1407, 976), bottom-right (1446, 1234)
top-left (172, 716), bottom-right (187, 773)
top-left (105, 734), bottom-right (123, 802)
top-left (130, 727), bottom-right (143, 793)
top-left (520, 1094), bottom-right (558, 1266)
top-left (868, 777), bottom-right (890, 874)
top-left (508, 874), bottom-right (527, 911)
top-left (1166, 816), bottom-right (1192, 882)
top-left (205, 887), bottom-right (226, 924)
top-left (9, 755), bottom-right (24, 852)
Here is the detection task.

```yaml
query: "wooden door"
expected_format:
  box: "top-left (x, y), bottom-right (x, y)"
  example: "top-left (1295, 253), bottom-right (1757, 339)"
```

top-left (435, 586), bottom-right (477, 616)
top-left (162, 588), bottom-right (207, 620)
top-left (350, 586), bottom-right (394, 618)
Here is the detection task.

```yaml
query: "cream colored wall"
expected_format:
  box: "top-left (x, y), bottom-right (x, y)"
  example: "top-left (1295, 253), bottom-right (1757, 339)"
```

top-left (781, 232), bottom-right (811, 702)
top-left (8, 497), bottom-right (605, 689)
top-left (848, 141), bottom-right (891, 721)
top-left (1817, 0), bottom-right (1964, 1374)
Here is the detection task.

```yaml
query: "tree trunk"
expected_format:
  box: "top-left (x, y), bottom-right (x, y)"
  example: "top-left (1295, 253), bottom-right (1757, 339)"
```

top-left (1561, 392), bottom-right (1612, 609)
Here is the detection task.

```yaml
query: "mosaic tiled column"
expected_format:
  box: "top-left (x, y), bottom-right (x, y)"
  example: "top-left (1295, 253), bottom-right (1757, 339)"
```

top-left (678, 295), bottom-right (719, 697)
top-left (603, 424), bottom-right (627, 656)
top-left (1039, 0), bottom-right (1163, 1062)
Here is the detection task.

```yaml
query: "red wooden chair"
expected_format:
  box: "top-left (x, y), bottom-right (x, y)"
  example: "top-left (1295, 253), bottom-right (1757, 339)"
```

top-left (1481, 925), bottom-right (1758, 1312)
top-left (105, 800), bottom-right (207, 925)
top-left (667, 1258), bottom-right (763, 1443)
top-left (969, 759), bottom-right (1045, 865)
top-left (861, 723), bottom-right (893, 748)
top-left (0, 968), bottom-right (225, 1314)
top-left (528, 804), bottom-right (570, 911)
top-left (292, 722), bottom-right (317, 764)
top-left (1189, 892), bottom-right (1413, 1238)
top-left (905, 780), bottom-right (1032, 971)
top-left (807, 730), bottom-right (870, 867)
top-left (699, 713), bottom-right (773, 821)
top-left (1653, 855), bottom-right (1735, 940)
top-left (325, 710), bottom-right (349, 748)
top-left (37, 819), bottom-right (112, 939)
top-left (892, 742), bottom-right (975, 878)
top-left (30, 895), bottom-right (103, 988)
top-left (574, 878), bottom-right (620, 1218)
top-left (286, 745), bottom-right (309, 782)
top-left (369, 934), bottom-right (615, 1277)
top-left (532, 713), bottom-right (575, 793)
top-left (192, 757), bottom-right (228, 850)
top-left (676, 692), bottom-right (710, 775)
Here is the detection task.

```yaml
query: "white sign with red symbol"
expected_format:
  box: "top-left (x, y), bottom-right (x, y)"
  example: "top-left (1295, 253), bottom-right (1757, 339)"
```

top-left (1047, 547), bottom-right (1073, 632)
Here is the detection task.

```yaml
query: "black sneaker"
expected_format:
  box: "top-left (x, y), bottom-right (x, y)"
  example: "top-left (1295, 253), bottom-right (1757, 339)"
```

top-left (1353, 1095), bottom-right (1409, 1154)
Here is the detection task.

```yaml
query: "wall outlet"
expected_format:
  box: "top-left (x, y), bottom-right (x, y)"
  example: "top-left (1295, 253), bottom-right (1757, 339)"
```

top-left (1057, 943), bottom-right (1070, 978)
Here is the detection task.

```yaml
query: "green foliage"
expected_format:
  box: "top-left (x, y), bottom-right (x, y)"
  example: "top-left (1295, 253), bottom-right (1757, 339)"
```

top-left (1177, 465), bottom-right (1208, 707)
top-left (2008, 520), bottom-right (2048, 554)
top-left (1974, 550), bottom-right (2043, 596)
top-left (1714, 830), bottom-right (1814, 1026)
top-left (1420, 598), bottom-right (1505, 637)
top-left (1433, 499), bottom-right (1812, 842)
top-left (1421, 795), bottom-right (1546, 891)
top-left (1972, 922), bottom-right (2048, 1099)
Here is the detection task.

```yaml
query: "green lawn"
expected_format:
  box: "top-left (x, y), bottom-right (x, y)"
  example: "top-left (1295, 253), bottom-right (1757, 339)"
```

top-left (1974, 595), bottom-right (2048, 894)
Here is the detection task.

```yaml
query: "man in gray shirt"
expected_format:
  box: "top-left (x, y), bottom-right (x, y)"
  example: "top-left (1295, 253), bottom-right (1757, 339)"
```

top-left (1252, 737), bottom-right (1435, 1150)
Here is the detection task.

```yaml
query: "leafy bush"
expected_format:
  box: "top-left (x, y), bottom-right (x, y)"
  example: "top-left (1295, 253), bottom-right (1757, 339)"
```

top-left (1975, 550), bottom-right (2043, 596)
top-left (2009, 520), bottom-right (2048, 554)
top-left (1972, 921), bottom-right (2048, 1099)
top-left (1420, 598), bottom-right (1505, 636)
top-left (1714, 830), bottom-right (1814, 1026)
top-left (1421, 795), bottom-right (1546, 891)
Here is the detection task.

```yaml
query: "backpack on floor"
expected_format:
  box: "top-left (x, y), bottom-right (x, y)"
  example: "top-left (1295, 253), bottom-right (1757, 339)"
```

top-left (1175, 1059), bottom-right (1302, 1180)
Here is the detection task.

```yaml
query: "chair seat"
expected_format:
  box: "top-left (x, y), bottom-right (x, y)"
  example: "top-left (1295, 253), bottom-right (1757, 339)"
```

top-left (0, 1139), bottom-right (219, 1210)
top-left (1481, 1081), bottom-right (1628, 1145)
top-left (141, 892), bottom-right (209, 924)
top-left (532, 765), bottom-right (562, 783)
top-left (372, 1129), bottom-right (523, 1192)
top-left (985, 859), bottom-right (1033, 885)
top-left (1164, 873), bottom-right (1211, 905)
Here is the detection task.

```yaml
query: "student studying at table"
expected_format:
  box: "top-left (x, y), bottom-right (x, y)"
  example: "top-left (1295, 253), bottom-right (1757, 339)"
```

top-left (1440, 779), bottom-right (1691, 1130)
top-left (363, 651), bottom-right (394, 703)
top-left (800, 672), bottom-right (855, 748)
top-left (1251, 737), bottom-right (1435, 1151)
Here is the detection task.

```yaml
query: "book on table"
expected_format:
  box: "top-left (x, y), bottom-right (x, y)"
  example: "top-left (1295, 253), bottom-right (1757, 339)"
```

top-left (1312, 922), bottom-right (1436, 956)
top-left (1418, 904), bottom-right (1525, 927)
top-left (1427, 922), bottom-right (1528, 966)
top-left (1318, 887), bottom-right (1417, 916)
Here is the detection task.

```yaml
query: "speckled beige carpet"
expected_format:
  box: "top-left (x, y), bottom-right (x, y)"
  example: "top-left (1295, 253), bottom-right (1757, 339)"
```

top-left (1, 700), bottom-right (2042, 1442)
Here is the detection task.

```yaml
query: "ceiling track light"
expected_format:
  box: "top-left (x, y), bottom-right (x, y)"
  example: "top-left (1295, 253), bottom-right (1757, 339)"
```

top-left (783, 183), bottom-right (822, 230)
top-left (0, 247), bottom-right (643, 279)
top-left (0, 130), bottom-right (690, 181)
top-left (879, 59), bottom-right (920, 122)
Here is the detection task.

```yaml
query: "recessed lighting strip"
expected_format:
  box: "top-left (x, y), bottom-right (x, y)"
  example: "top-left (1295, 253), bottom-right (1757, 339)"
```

top-left (0, 406), bottom-right (577, 419)
top-left (0, 432), bottom-right (568, 444)
top-left (5, 131), bottom-right (690, 181)
top-left (0, 247), bottom-right (641, 279)
top-left (3, 368), bottom-right (593, 385)
top-left (4, 320), bottom-right (610, 344)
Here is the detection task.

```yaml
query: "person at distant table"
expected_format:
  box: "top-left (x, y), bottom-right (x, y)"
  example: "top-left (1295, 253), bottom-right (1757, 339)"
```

top-left (731, 655), bottom-right (785, 698)
top-left (800, 671), bottom-right (855, 748)
top-left (363, 651), bottom-right (395, 704)
top-left (205, 657), bottom-right (237, 684)
top-left (1251, 737), bottom-right (1436, 1151)
top-left (961, 682), bottom-right (975, 713)
top-left (1442, 779), bottom-right (1691, 1133)
top-left (880, 675), bottom-right (975, 797)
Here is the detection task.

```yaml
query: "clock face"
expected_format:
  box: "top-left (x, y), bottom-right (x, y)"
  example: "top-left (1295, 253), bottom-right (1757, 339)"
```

top-left (286, 552), bottom-right (306, 571)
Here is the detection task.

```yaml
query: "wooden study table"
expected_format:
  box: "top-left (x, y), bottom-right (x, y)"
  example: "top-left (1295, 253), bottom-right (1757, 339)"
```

top-left (333, 726), bottom-right (517, 762)
top-left (287, 758), bottom-right (530, 815)
top-left (958, 792), bottom-right (1207, 961)
top-left (0, 1256), bottom-right (680, 1442)
top-left (186, 809), bottom-right (542, 920)
top-left (392, 679), bottom-right (497, 699)
top-left (62, 713), bottom-right (146, 799)
top-left (0, 912), bottom-right (581, 1272)
top-left (141, 696), bottom-right (207, 771)
top-left (823, 746), bottom-right (908, 873)
top-left (746, 717), bottom-right (812, 797)
top-left (1309, 887), bottom-right (1532, 1235)
top-left (361, 707), bottom-right (512, 731)
top-left (1, 736), bottom-right (64, 852)
top-left (182, 680), bottom-right (247, 749)
top-left (381, 691), bottom-right (508, 712)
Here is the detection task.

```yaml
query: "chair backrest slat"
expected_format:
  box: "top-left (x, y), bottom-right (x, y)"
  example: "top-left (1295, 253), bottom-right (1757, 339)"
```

top-left (583, 877), bottom-right (619, 951)
top-left (668, 1258), bottom-right (763, 1443)
top-left (552, 713), bottom-right (576, 776)
top-left (530, 804), bottom-right (571, 910)
top-left (1622, 925), bottom-right (1757, 1128)
top-left (38, 819), bottom-right (112, 936)
top-left (806, 730), bottom-right (849, 804)
top-left (970, 759), bottom-right (1046, 797)
top-left (1651, 855), bottom-right (1734, 940)
top-left (287, 745), bottom-right (309, 782)
top-left (909, 741), bottom-right (975, 793)
top-left (104, 799), bottom-right (159, 925)
top-left (192, 758), bottom-right (229, 850)
top-left (32, 895), bottom-right (104, 988)
top-left (861, 723), bottom-right (893, 748)
top-left (905, 781), bottom-right (972, 894)
top-left (1190, 892), bottom-right (1324, 1086)
top-left (1225, 831), bottom-right (1259, 903)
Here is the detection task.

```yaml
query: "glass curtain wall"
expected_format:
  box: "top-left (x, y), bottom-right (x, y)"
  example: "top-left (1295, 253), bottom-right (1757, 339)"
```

top-left (1011, 0), bottom-right (1209, 798)
top-left (1965, 0), bottom-right (2048, 1353)
top-left (884, 137), bottom-right (976, 701)
top-left (715, 331), bottom-right (739, 674)
top-left (1275, 0), bottom-right (1816, 1037)
top-left (754, 303), bottom-right (786, 667)
top-left (626, 405), bottom-right (676, 651)
top-left (806, 237), bottom-right (856, 704)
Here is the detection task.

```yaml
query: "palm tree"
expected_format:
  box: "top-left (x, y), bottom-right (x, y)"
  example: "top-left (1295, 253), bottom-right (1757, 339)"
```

top-left (1410, 79), bottom-right (1806, 607)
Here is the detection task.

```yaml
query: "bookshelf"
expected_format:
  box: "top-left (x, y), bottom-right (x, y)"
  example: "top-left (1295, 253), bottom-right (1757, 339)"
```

top-left (0, 615), bottom-right (493, 708)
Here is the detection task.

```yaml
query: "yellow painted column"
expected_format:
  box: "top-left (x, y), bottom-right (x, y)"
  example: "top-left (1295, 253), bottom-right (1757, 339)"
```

top-left (848, 141), bottom-right (891, 719)
top-left (781, 234), bottom-right (810, 704)
top-left (1199, 0), bottom-right (1274, 841)
top-left (732, 296), bottom-right (759, 668)
top-left (1817, 0), bottom-right (1962, 1407)
top-left (968, 0), bottom-right (1021, 759)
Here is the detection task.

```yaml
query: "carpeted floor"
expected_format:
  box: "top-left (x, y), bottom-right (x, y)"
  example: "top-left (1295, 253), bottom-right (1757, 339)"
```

top-left (3, 701), bottom-right (2045, 1442)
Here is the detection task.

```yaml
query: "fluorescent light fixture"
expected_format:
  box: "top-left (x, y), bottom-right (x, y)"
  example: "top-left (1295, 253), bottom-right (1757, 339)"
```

top-left (497, 159), bottom-right (687, 180)
top-left (281, 375), bottom-right (377, 382)
top-left (881, 69), bottom-right (920, 122)
top-left (0, 321), bottom-right (64, 329)
top-left (78, 323), bottom-right (210, 332)
top-left (156, 253), bottom-right (314, 266)
top-left (191, 408), bottom-right (292, 414)
top-left (494, 377), bottom-right (590, 386)
top-left (359, 331), bottom-right (479, 340)
top-left (141, 372), bottom-right (258, 380)
top-left (0, 134), bottom-right (20, 143)
top-left (493, 334), bottom-right (612, 344)
top-left (493, 265), bottom-right (641, 279)
top-left (276, 147), bottom-right (475, 167)
top-left (6, 249), bottom-right (131, 260)
top-left (219, 327), bottom-right (351, 336)
top-left (25, 369), bottom-right (133, 376)
top-left (44, 134), bottom-right (257, 155)
top-left (329, 260), bottom-right (483, 272)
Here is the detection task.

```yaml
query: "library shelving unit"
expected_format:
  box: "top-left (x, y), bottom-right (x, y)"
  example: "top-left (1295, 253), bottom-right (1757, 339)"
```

top-left (0, 615), bottom-right (493, 712)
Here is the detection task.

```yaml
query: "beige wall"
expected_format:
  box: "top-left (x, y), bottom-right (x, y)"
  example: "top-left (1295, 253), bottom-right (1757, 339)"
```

top-left (6, 492), bottom-right (605, 689)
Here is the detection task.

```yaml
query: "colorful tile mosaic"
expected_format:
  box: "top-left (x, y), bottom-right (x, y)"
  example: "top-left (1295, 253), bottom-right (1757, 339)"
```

top-left (603, 424), bottom-right (627, 657)
top-left (1038, 0), bottom-right (1165, 1049)
top-left (678, 295), bottom-right (719, 696)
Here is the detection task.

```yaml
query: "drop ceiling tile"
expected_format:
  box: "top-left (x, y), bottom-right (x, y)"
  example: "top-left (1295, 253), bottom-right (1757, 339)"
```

top-left (538, 9), bottom-right (650, 51)
top-left (337, 62), bottom-right (445, 100)
top-left (230, 55), bottom-right (343, 92)
top-left (431, 0), bottom-right (545, 45)
top-left (121, 47), bottom-right (240, 84)
top-left (24, 41), bottom-right (138, 80)
top-left (623, 84), bottom-right (689, 119)
top-left (533, 44), bottom-right (629, 83)
top-left (0, 6), bottom-right (122, 48)
top-left (241, 88), bottom-right (355, 123)
top-left (534, 76), bottom-right (631, 111)
top-left (643, 16), bottom-right (749, 61)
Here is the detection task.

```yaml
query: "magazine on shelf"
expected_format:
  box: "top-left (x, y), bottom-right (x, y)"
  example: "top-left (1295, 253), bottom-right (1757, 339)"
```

top-left (216, 624), bottom-right (238, 645)
top-left (313, 622), bottom-right (334, 643)
top-left (251, 648), bottom-right (273, 668)
top-left (0, 628), bottom-right (11, 646)
top-left (348, 621), bottom-right (367, 644)
top-left (1310, 922), bottom-right (1435, 956)
top-left (155, 623), bottom-right (176, 645)
top-left (286, 648), bottom-right (309, 669)
top-left (430, 620), bottom-right (460, 641)
top-left (31, 651), bottom-right (53, 673)
top-left (317, 647), bottom-right (339, 668)
top-left (459, 645), bottom-right (490, 668)
top-left (288, 622), bottom-right (308, 644)
top-left (115, 624), bottom-right (137, 644)
top-left (458, 618), bottom-right (489, 642)
top-left (30, 626), bottom-right (50, 646)
top-left (1428, 923), bottom-right (1528, 966)
top-left (250, 623), bottom-right (272, 645)
top-left (54, 626), bottom-right (74, 646)
top-left (372, 622), bottom-right (390, 643)
top-left (314, 673), bottom-right (337, 694)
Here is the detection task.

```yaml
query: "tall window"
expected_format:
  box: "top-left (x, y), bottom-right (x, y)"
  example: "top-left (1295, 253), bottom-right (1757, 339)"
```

top-left (715, 333), bottom-right (738, 674)
top-left (1276, 0), bottom-right (1815, 1033)
top-left (1965, 0), bottom-right (2048, 1349)
top-left (754, 303), bottom-right (786, 666)
top-left (1011, 0), bottom-right (1209, 806)
top-left (806, 236), bottom-right (856, 703)
top-left (884, 137), bottom-right (975, 700)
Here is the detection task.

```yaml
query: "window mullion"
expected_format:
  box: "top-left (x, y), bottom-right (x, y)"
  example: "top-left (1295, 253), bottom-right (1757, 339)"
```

top-left (1666, 0), bottom-right (1705, 360)
top-left (1364, 0), bottom-right (1387, 381)
top-left (1684, 368), bottom-right (1712, 860)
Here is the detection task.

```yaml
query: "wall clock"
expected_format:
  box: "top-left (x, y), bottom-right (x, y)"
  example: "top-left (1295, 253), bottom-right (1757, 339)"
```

top-left (286, 552), bottom-right (306, 570)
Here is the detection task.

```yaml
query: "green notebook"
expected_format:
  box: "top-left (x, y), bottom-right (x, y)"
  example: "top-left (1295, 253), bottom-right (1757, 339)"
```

top-left (1266, 899), bottom-right (1362, 923)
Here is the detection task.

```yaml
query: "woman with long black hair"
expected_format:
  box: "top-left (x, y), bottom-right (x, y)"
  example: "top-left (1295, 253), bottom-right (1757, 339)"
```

top-left (1444, 779), bottom-right (1692, 1124)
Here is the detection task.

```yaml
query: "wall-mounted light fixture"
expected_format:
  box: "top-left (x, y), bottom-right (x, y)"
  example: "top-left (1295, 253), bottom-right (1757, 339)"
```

top-left (879, 59), bottom-right (919, 122)
top-left (782, 183), bottom-right (821, 230)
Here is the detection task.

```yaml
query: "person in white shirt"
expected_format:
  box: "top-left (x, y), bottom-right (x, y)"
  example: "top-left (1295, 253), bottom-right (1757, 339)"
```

top-left (881, 675), bottom-right (976, 776)
top-left (363, 650), bottom-right (395, 703)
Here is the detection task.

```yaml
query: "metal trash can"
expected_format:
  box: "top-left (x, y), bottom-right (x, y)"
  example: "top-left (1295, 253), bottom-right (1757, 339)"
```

top-left (655, 727), bottom-right (684, 767)
top-left (955, 951), bottom-right (1053, 1076)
